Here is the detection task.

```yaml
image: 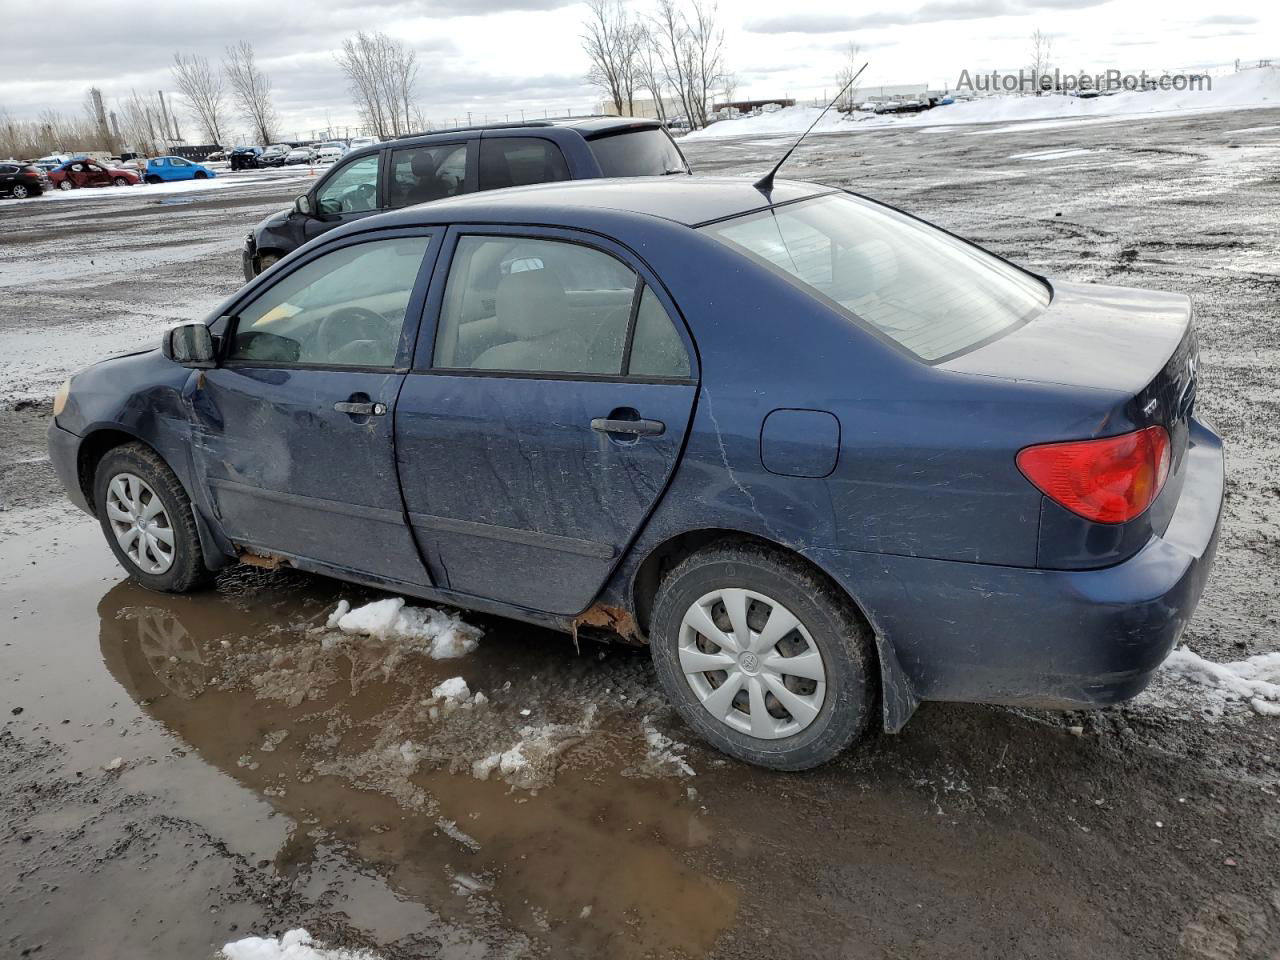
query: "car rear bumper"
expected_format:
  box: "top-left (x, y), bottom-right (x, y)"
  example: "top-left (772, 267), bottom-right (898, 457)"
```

top-left (812, 416), bottom-right (1225, 710)
top-left (47, 420), bottom-right (92, 515)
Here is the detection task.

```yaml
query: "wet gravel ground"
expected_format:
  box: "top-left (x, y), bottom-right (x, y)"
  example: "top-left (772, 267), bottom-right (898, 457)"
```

top-left (2, 109), bottom-right (1279, 959)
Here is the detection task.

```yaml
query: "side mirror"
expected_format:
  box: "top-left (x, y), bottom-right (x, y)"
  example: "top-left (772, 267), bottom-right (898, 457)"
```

top-left (162, 322), bottom-right (217, 369)
top-left (294, 193), bottom-right (312, 215)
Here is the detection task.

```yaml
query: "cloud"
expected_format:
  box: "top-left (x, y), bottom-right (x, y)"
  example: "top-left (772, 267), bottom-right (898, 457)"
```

top-left (746, 0), bottom-right (1110, 33)
top-left (1197, 14), bottom-right (1258, 25)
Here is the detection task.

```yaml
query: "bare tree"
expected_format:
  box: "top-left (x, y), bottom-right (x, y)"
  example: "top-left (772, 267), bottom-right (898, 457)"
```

top-left (581, 0), bottom-right (638, 116)
top-left (650, 0), bottom-right (694, 126)
top-left (633, 23), bottom-right (668, 122)
top-left (224, 42), bottom-right (278, 144)
top-left (336, 31), bottom-right (420, 139)
top-left (835, 42), bottom-right (863, 111)
top-left (685, 0), bottom-right (724, 128)
top-left (1029, 29), bottom-right (1053, 95)
top-left (172, 52), bottom-right (228, 144)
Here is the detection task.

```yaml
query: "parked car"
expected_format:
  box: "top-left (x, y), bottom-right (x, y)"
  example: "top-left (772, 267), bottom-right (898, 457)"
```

top-left (242, 117), bottom-right (689, 278)
top-left (283, 146), bottom-right (317, 166)
top-left (47, 159), bottom-right (141, 189)
top-left (48, 176), bottom-right (1223, 771)
top-left (0, 161), bottom-right (51, 198)
top-left (230, 146), bottom-right (263, 171)
top-left (258, 144), bottom-right (294, 167)
top-left (144, 156), bottom-right (216, 183)
top-left (347, 136), bottom-right (378, 151)
top-left (314, 142), bottom-right (347, 163)
top-left (206, 150), bottom-right (227, 162)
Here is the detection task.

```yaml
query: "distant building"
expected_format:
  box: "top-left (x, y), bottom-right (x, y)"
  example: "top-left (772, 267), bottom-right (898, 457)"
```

top-left (711, 97), bottom-right (797, 115)
top-left (596, 97), bottom-right (688, 120)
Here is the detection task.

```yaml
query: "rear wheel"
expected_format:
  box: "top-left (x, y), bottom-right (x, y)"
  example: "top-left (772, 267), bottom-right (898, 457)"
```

top-left (145, 174), bottom-right (161, 184)
top-left (649, 541), bottom-right (876, 771)
top-left (93, 443), bottom-right (210, 593)
top-left (11, 184), bottom-right (29, 199)
top-left (58, 179), bottom-right (73, 191)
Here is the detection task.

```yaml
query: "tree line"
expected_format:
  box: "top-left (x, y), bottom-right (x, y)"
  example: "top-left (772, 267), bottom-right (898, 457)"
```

top-left (0, 31), bottom-right (420, 159)
top-left (581, 0), bottom-right (731, 130)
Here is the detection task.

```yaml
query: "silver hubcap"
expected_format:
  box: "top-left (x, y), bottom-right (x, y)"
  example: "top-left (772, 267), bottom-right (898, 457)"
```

top-left (106, 473), bottom-right (175, 575)
top-left (679, 588), bottom-right (827, 739)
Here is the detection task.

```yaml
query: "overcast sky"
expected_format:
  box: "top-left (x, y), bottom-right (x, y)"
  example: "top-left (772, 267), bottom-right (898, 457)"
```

top-left (0, 0), bottom-right (1272, 141)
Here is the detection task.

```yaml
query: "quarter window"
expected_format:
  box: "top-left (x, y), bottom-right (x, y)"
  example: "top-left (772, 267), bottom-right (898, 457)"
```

top-left (478, 138), bottom-right (569, 190)
top-left (228, 236), bottom-right (431, 368)
top-left (317, 154), bottom-right (380, 214)
top-left (388, 143), bottom-right (468, 209)
top-left (434, 236), bottom-right (636, 375)
top-left (628, 287), bottom-right (690, 378)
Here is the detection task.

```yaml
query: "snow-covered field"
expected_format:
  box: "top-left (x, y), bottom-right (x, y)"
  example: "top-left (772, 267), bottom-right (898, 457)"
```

top-left (686, 67), bottom-right (1280, 141)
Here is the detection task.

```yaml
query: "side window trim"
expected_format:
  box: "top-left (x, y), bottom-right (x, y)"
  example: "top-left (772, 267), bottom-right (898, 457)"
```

top-left (220, 227), bottom-right (443, 372)
top-left (412, 224), bottom-right (697, 383)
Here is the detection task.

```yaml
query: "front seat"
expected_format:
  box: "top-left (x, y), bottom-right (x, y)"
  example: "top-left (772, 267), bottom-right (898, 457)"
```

top-left (473, 269), bottom-right (604, 373)
top-left (399, 151), bottom-right (451, 207)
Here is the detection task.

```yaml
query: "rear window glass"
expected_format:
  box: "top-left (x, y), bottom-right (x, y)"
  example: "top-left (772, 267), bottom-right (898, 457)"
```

top-left (478, 137), bottom-right (569, 190)
top-left (701, 194), bottom-right (1049, 363)
top-left (588, 128), bottom-right (687, 177)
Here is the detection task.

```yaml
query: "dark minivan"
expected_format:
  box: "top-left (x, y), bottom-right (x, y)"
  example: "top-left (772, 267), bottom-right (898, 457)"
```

top-left (242, 117), bottom-right (689, 279)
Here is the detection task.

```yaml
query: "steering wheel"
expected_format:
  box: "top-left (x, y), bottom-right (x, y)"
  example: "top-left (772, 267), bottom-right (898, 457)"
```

top-left (317, 306), bottom-right (396, 360)
top-left (341, 182), bottom-right (375, 211)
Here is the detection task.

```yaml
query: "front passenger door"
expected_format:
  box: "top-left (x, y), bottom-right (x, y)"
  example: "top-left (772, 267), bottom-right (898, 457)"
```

top-left (189, 231), bottom-right (440, 585)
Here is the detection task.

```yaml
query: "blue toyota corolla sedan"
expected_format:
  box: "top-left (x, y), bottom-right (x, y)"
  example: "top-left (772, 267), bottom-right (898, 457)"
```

top-left (47, 177), bottom-right (1223, 769)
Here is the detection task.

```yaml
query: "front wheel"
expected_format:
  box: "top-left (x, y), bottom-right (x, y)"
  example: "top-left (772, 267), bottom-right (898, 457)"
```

top-left (194, 171), bottom-right (208, 179)
top-left (113, 176), bottom-right (129, 186)
top-left (58, 179), bottom-right (73, 191)
top-left (649, 541), bottom-right (876, 771)
top-left (93, 443), bottom-right (210, 593)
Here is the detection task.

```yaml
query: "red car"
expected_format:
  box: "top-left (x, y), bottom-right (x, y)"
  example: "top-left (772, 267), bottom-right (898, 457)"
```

top-left (47, 159), bottom-right (141, 190)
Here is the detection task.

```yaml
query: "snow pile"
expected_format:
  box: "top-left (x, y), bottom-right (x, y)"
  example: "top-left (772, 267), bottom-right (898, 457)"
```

top-left (1158, 646), bottom-right (1280, 717)
top-left (638, 716), bottom-right (696, 778)
top-left (685, 68), bottom-right (1280, 141)
top-left (329, 598), bottom-right (481, 659)
top-left (221, 928), bottom-right (382, 960)
top-left (472, 705), bottom-right (598, 789)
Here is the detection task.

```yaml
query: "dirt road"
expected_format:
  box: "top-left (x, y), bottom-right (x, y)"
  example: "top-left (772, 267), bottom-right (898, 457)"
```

top-left (2, 109), bottom-right (1279, 959)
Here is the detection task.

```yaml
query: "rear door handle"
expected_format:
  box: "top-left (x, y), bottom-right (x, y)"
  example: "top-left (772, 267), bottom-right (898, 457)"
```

top-left (334, 401), bottom-right (387, 416)
top-left (591, 417), bottom-right (665, 437)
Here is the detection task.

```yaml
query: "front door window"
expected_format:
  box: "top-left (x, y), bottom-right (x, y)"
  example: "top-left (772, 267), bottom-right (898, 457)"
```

top-left (317, 155), bottom-right (380, 214)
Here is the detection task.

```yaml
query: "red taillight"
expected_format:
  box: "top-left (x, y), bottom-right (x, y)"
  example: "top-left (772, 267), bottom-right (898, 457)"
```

top-left (1017, 426), bottom-right (1171, 524)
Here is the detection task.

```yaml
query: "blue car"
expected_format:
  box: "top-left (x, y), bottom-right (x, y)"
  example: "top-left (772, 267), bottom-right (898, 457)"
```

top-left (144, 155), bottom-right (216, 183)
top-left (46, 177), bottom-right (1223, 770)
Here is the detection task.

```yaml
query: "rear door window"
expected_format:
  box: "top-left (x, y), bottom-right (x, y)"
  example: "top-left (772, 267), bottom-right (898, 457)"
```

top-left (587, 128), bottom-right (687, 177)
top-left (478, 137), bottom-right (569, 190)
top-left (388, 142), bottom-right (470, 209)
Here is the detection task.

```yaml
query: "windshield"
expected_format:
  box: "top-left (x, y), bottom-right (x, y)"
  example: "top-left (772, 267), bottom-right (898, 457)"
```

top-left (588, 127), bottom-right (687, 177)
top-left (700, 193), bottom-right (1049, 363)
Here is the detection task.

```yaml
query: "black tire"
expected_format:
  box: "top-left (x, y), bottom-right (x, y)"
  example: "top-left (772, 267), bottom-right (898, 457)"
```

top-left (145, 174), bottom-right (161, 184)
top-left (649, 540), bottom-right (876, 771)
top-left (256, 251), bottom-right (281, 274)
top-left (194, 171), bottom-right (208, 179)
top-left (11, 184), bottom-right (29, 199)
top-left (112, 176), bottom-right (129, 187)
top-left (58, 179), bottom-right (74, 190)
top-left (93, 442), bottom-right (210, 593)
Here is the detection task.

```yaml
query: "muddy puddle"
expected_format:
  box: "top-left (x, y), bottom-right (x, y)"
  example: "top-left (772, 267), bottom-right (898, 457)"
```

top-left (1, 518), bottom-right (742, 957)
top-left (6, 516), bottom-right (1280, 958)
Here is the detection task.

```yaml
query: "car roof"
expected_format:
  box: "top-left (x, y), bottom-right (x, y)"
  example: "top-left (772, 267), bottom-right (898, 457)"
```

top-left (358, 176), bottom-right (836, 231)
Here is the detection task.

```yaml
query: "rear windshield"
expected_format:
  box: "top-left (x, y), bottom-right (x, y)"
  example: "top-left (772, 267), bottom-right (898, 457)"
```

top-left (588, 127), bottom-right (687, 177)
top-left (700, 193), bottom-right (1049, 363)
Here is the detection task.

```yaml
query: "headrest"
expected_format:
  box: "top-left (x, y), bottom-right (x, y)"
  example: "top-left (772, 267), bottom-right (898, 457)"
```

top-left (496, 269), bottom-right (569, 339)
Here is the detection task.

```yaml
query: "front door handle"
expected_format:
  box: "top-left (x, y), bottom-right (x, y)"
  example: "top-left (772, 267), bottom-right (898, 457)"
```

top-left (591, 417), bottom-right (665, 437)
top-left (334, 401), bottom-right (387, 416)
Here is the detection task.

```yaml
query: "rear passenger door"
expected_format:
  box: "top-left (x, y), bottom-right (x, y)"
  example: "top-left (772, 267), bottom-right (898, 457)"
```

top-left (394, 227), bottom-right (698, 615)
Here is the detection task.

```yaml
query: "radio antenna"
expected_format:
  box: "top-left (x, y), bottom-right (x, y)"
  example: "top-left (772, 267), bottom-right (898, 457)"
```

top-left (753, 62), bottom-right (868, 196)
